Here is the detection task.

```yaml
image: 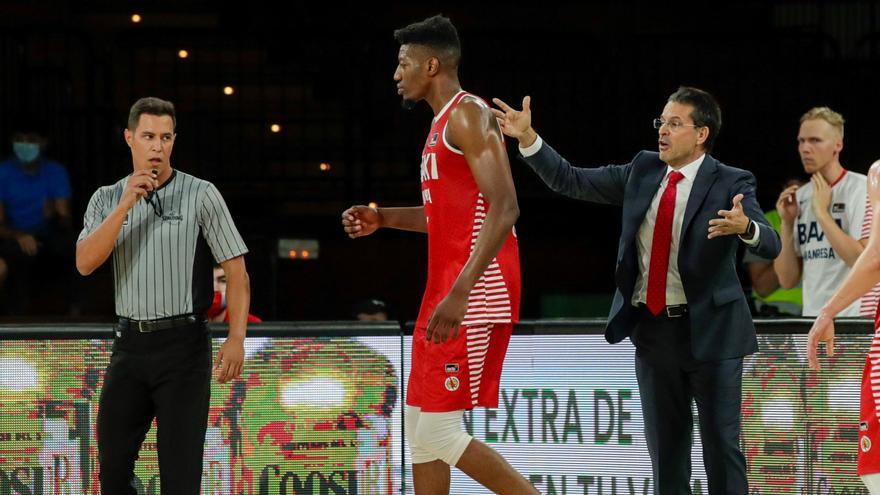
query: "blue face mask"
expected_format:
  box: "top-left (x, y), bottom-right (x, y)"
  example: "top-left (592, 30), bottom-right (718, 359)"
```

top-left (12, 142), bottom-right (40, 163)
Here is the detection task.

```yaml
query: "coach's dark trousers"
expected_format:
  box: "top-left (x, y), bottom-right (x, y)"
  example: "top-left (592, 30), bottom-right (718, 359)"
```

top-left (630, 307), bottom-right (748, 495)
top-left (98, 317), bottom-right (212, 495)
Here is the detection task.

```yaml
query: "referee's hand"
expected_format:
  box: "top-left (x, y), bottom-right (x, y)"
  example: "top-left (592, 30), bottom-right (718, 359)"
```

top-left (214, 339), bottom-right (244, 383)
top-left (122, 169), bottom-right (160, 209)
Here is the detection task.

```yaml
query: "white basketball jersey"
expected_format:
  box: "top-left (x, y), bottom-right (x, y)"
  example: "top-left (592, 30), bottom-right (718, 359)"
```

top-left (794, 170), bottom-right (878, 317)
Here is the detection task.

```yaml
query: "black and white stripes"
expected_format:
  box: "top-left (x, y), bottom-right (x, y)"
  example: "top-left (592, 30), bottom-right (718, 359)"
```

top-left (79, 170), bottom-right (248, 320)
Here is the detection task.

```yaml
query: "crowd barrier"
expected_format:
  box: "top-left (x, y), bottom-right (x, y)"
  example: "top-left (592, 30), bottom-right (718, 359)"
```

top-left (0, 318), bottom-right (871, 495)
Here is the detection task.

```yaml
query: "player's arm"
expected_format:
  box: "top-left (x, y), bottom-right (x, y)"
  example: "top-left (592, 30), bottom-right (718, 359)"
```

top-left (492, 96), bottom-right (629, 205)
top-left (808, 161), bottom-right (880, 370)
top-left (773, 184), bottom-right (803, 289)
top-left (216, 255), bottom-right (248, 383)
top-left (818, 217), bottom-right (868, 267)
top-left (425, 99), bottom-right (519, 342)
top-left (341, 205), bottom-right (426, 238)
top-left (379, 207), bottom-right (427, 232)
top-left (747, 261), bottom-right (780, 298)
top-left (450, 100), bottom-right (519, 290)
top-left (819, 164), bottom-right (880, 308)
top-left (76, 170), bottom-right (157, 275)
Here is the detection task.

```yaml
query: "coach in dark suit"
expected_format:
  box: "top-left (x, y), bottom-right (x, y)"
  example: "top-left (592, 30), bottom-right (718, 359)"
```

top-left (492, 87), bottom-right (780, 494)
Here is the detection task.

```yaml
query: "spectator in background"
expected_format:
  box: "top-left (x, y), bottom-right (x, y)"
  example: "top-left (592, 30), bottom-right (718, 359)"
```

top-left (0, 121), bottom-right (78, 315)
top-left (209, 264), bottom-right (262, 323)
top-left (353, 298), bottom-right (389, 321)
top-left (774, 107), bottom-right (879, 317)
top-left (744, 178), bottom-right (805, 316)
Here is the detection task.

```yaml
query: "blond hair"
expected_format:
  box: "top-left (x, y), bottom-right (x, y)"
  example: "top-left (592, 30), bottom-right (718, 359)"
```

top-left (800, 106), bottom-right (845, 138)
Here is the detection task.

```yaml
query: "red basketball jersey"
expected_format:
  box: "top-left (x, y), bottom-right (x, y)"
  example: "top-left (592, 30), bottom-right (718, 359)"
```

top-left (415, 90), bottom-right (521, 329)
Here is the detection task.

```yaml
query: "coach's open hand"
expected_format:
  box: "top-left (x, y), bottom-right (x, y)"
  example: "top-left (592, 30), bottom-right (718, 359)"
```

top-left (214, 338), bottom-right (244, 383)
top-left (491, 96), bottom-right (538, 147)
top-left (426, 288), bottom-right (468, 344)
top-left (708, 193), bottom-right (750, 239)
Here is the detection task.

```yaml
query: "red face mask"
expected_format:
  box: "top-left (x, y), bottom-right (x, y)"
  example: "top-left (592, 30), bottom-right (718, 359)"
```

top-left (207, 291), bottom-right (227, 318)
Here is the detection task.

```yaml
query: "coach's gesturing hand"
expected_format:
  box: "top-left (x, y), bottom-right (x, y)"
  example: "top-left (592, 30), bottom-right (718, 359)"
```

top-left (491, 96), bottom-right (538, 148)
top-left (708, 194), bottom-right (750, 239)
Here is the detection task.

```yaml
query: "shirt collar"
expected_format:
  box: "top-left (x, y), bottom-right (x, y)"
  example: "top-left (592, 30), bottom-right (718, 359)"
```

top-left (666, 154), bottom-right (705, 183)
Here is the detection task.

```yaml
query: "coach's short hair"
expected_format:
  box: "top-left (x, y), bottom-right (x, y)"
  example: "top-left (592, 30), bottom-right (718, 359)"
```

top-left (128, 97), bottom-right (176, 131)
top-left (667, 86), bottom-right (722, 153)
top-left (800, 106), bottom-right (845, 138)
top-left (394, 15), bottom-right (461, 67)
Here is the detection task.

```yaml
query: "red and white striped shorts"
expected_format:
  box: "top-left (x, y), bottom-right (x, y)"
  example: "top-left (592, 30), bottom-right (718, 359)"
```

top-left (859, 330), bottom-right (880, 475)
top-left (406, 323), bottom-right (512, 412)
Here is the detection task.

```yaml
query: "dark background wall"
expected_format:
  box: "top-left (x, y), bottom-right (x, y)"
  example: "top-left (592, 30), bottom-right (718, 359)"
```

top-left (1, 1), bottom-right (879, 321)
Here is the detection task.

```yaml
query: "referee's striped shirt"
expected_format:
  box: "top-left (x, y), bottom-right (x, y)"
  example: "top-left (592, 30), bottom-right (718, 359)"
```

top-left (78, 170), bottom-right (248, 320)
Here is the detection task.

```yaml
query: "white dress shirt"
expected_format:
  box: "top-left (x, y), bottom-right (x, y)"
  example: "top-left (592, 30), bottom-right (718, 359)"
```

top-left (519, 135), bottom-right (760, 307)
top-left (632, 158), bottom-right (704, 306)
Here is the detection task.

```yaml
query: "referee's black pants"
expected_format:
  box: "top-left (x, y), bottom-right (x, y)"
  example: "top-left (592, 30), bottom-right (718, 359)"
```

top-left (97, 318), bottom-right (212, 494)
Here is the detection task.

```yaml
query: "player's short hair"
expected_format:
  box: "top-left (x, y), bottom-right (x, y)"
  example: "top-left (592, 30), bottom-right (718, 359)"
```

top-left (667, 86), bottom-right (722, 153)
top-left (394, 15), bottom-right (461, 67)
top-left (800, 106), bottom-right (845, 138)
top-left (128, 97), bottom-right (176, 131)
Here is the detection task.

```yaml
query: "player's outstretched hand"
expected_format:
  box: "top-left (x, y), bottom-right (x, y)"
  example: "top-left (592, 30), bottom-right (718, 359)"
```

top-left (807, 313), bottom-right (835, 371)
top-left (491, 96), bottom-right (532, 140)
top-left (426, 289), bottom-right (468, 344)
top-left (341, 205), bottom-right (381, 239)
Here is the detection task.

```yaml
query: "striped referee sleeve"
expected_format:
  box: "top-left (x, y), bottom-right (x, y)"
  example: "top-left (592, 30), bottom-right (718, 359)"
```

top-left (197, 182), bottom-right (248, 262)
top-left (78, 187), bottom-right (109, 242)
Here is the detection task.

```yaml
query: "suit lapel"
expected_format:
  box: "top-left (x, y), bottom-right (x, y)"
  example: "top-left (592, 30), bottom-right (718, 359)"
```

top-left (681, 155), bottom-right (719, 240)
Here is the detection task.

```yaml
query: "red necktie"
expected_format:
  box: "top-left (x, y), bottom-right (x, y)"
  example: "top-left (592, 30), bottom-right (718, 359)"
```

top-left (646, 171), bottom-right (685, 316)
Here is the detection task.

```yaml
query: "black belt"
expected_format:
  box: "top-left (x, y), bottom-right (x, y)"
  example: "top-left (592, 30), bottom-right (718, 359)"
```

top-left (639, 303), bottom-right (689, 318)
top-left (117, 314), bottom-right (204, 333)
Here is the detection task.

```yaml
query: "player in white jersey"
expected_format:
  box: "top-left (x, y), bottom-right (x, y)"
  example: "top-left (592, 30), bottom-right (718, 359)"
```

top-left (774, 106), bottom-right (879, 317)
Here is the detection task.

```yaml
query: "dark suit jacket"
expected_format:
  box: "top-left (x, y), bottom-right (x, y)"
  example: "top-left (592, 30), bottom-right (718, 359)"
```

top-left (522, 142), bottom-right (781, 361)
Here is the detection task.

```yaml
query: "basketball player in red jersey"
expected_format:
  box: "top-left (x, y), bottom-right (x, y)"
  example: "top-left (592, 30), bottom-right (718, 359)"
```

top-left (341, 14), bottom-right (536, 495)
top-left (809, 160), bottom-right (880, 494)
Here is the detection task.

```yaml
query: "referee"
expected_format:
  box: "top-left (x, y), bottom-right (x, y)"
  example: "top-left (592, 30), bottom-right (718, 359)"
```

top-left (76, 97), bottom-right (251, 494)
